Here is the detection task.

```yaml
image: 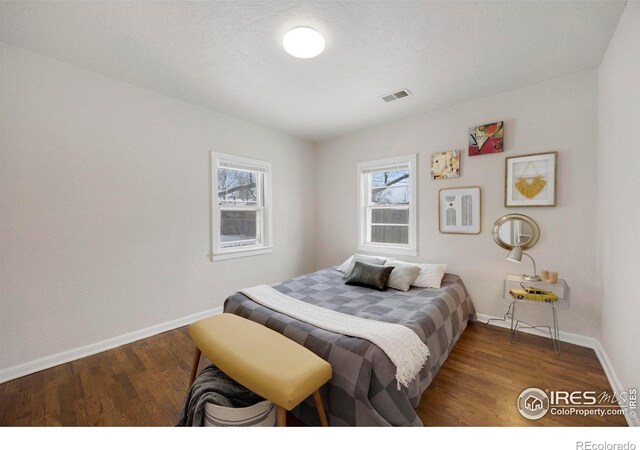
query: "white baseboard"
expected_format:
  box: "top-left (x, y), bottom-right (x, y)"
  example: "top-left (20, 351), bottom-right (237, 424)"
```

top-left (474, 314), bottom-right (637, 427)
top-left (592, 340), bottom-right (639, 427)
top-left (473, 313), bottom-right (598, 349)
top-left (0, 306), bottom-right (223, 385)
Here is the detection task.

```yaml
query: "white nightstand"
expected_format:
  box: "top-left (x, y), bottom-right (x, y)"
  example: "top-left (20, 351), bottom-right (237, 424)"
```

top-left (487, 273), bottom-right (570, 354)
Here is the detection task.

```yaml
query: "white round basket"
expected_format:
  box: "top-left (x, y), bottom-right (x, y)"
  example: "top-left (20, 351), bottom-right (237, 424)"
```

top-left (203, 400), bottom-right (276, 427)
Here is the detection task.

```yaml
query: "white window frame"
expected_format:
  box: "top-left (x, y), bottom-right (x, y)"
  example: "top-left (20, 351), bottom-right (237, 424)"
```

top-left (210, 152), bottom-right (272, 261)
top-left (357, 154), bottom-right (417, 256)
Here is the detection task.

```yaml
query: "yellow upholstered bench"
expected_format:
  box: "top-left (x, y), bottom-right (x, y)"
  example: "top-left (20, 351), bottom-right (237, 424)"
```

top-left (188, 313), bottom-right (332, 426)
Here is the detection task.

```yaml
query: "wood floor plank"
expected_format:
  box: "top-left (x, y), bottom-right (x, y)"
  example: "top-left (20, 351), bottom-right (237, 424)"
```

top-left (0, 322), bottom-right (628, 426)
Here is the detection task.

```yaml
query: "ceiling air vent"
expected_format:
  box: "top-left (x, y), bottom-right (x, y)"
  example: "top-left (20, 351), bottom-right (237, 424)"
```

top-left (382, 89), bottom-right (411, 102)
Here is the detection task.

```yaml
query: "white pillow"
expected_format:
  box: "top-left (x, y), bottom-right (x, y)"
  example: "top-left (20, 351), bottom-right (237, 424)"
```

top-left (384, 262), bottom-right (421, 292)
top-left (336, 255), bottom-right (355, 273)
top-left (340, 254), bottom-right (387, 278)
top-left (393, 261), bottom-right (448, 288)
top-left (336, 253), bottom-right (388, 273)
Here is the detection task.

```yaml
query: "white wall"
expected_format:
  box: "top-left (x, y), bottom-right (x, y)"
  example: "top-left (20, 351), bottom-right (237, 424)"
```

top-left (315, 71), bottom-right (600, 338)
top-left (0, 43), bottom-right (316, 373)
top-left (597, 2), bottom-right (640, 401)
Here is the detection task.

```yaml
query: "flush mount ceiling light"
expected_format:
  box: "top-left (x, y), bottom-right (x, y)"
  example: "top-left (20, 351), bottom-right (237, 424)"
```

top-left (283, 27), bottom-right (325, 58)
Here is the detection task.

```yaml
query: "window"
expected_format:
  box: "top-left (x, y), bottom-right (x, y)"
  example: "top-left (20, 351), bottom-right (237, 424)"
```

top-left (357, 154), bottom-right (417, 256)
top-left (210, 152), bottom-right (272, 261)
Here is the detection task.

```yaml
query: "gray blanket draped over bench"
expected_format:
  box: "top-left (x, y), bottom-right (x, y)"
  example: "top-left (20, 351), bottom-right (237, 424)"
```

top-left (224, 267), bottom-right (474, 426)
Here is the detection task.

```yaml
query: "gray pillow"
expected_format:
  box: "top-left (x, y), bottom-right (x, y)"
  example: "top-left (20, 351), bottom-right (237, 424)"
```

top-left (342, 254), bottom-right (387, 278)
top-left (384, 262), bottom-right (421, 292)
top-left (345, 262), bottom-right (394, 291)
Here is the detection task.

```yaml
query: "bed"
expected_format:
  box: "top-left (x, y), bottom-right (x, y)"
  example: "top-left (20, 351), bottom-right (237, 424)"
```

top-left (223, 267), bottom-right (475, 426)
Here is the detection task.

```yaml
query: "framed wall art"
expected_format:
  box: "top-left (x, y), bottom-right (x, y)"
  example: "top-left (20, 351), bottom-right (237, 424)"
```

top-left (505, 151), bottom-right (557, 207)
top-left (469, 121), bottom-right (504, 156)
top-left (431, 150), bottom-right (460, 180)
top-left (438, 186), bottom-right (481, 234)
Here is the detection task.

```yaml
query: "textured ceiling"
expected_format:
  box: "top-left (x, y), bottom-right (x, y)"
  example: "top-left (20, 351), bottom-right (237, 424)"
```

top-left (0, 1), bottom-right (626, 141)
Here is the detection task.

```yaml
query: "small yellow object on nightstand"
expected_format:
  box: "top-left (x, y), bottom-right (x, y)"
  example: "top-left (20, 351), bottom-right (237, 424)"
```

top-left (510, 286), bottom-right (559, 302)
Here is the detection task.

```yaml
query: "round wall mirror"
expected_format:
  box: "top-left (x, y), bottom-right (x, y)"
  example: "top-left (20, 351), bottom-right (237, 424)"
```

top-left (492, 214), bottom-right (540, 250)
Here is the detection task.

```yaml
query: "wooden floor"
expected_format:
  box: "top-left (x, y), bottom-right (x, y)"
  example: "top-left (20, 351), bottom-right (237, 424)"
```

top-left (0, 321), bottom-right (627, 426)
top-left (418, 323), bottom-right (626, 426)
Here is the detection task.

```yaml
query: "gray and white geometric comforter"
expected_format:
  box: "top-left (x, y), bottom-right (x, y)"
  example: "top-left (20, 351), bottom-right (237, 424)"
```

top-left (223, 268), bottom-right (475, 426)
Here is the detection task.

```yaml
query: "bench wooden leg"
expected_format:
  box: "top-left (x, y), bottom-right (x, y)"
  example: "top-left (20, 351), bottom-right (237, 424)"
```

top-left (276, 405), bottom-right (287, 427)
top-left (313, 390), bottom-right (328, 427)
top-left (189, 347), bottom-right (202, 387)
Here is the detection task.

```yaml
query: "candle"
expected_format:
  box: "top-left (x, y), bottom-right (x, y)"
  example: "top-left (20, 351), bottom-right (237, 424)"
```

top-left (541, 270), bottom-right (550, 282)
top-left (548, 271), bottom-right (558, 284)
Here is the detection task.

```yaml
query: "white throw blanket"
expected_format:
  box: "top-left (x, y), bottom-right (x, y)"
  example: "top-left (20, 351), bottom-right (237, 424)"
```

top-left (239, 285), bottom-right (430, 389)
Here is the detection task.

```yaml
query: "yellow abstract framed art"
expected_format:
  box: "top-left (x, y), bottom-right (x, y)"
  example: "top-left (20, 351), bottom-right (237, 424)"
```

top-left (505, 152), bottom-right (558, 207)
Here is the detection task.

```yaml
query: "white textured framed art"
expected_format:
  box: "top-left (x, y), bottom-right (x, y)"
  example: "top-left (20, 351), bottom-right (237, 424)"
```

top-left (505, 151), bottom-right (557, 207)
top-left (438, 186), bottom-right (481, 234)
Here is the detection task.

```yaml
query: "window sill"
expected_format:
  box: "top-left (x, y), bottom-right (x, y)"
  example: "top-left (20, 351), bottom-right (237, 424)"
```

top-left (211, 246), bottom-right (273, 261)
top-left (357, 243), bottom-right (417, 257)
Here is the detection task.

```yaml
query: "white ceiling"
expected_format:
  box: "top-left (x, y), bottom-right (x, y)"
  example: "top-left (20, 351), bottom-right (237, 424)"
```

top-left (0, 1), bottom-right (626, 142)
